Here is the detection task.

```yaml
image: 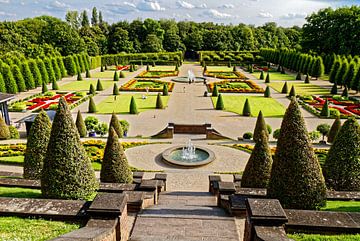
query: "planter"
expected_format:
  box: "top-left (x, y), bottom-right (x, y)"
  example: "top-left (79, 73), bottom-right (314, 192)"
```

top-left (89, 131), bottom-right (96, 137)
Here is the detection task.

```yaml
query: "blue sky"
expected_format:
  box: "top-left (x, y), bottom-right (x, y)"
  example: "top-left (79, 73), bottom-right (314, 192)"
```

top-left (0, 0), bottom-right (359, 26)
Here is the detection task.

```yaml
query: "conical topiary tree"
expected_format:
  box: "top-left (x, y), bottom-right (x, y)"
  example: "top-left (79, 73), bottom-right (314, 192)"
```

top-left (88, 97), bottom-right (97, 113)
top-left (288, 86), bottom-right (296, 97)
top-left (320, 99), bottom-right (330, 117)
top-left (75, 110), bottom-right (87, 138)
top-left (212, 85), bottom-right (219, 97)
top-left (0, 116), bottom-right (10, 140)
top-left (281, 82), bottom-right (288, 94)
top-left (241, 131), bottom-right (273, 188)
top-left (56, 57), bottom-right (67, 77)
top-left (85, 69), bottom-right (91, 78)
top-left (327, 117), bottom-right (341, 143)
top-left (37, 59), bottom-right (49, 84)
top-left (96, 79), bottom-right (103, 91)
top-left (41, 97), bottom-right (98, 199)
top-left (77, 72), bottom-right (82, 81)
top-left (44, 58), bottom-right (56, 84)
top-left (24, 110), bottom-right (51, 179)
top-left (324, 118), bottom-right (360, 191)
top-left (216, 94), bottom-right (224, 110)
top-left (52, 80), bottom-right (59, 90)
top-left (253, 110), bottom-right (268, 142)
top-left (109, 113), bottom-right (123, 138)
top-left (113, 83), bottom-right (119, 95)
top-left (156, 92), bottom-right (164, 109)
top-left (51, 58), bottom-right (61, 81)
top-left (89, 84), bottom-right (96, 95)
top-left (11, 65), bottom-right (26, 92)
top-left (342, 85), bottom-right (349, 97)
top-left (264, 86), bottom-right (271, 97)
top-left (113, 71), bottom-right (119, 81)
top-left (267, 98), bottom-right (327, 209)
top-left (331, 82), bottom-right (338, 94)
top-left (242, 98), bottom-right (251, 116)
top-left (63, 56), bottom-right (77, 76)
top-left (296, 72), bottom-right (301, 80)
top-left (2, 64), bottom-right (18, 93)
top-left (28, 59), bottom-right (42, 87)
top-left (42, 82), bottom-right (48, 93)
top-left (265, 72), bottom-right (270, 83)
top-left (163, 83), bottom-right (168, 96)
top-left (100, 127), bottom-right (133, 183)
top-left (21, 62), bottom-right (35, 90)
top-left (259, 71), bottom-right (264, 80)
top-left (129, 96), bottom-right (138, 114)
top-left (0, 72), bottom-right (6, 93)
top-left (120, 71), bottom-right (125, 78)
top-left (305, 74), bottom-right (310, 83)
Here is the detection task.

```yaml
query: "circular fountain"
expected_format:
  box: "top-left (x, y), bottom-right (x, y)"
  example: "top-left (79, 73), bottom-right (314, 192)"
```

top-left (162, 140), bottom-right (215, 167)
top-left (172, 70), bottom-right (206, 83)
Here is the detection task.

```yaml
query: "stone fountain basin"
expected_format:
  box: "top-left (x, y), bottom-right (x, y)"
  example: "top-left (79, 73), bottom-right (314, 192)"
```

top-left (162, 145), bottom-right (216, 167)
top-left (172, 77), bottom-right (206, 83)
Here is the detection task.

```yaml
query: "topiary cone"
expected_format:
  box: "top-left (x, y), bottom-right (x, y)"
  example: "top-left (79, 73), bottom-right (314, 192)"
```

top-left (146, 64), bottom-right (150, 71)
top-left (281, 82), bottom-right (288, 94)
top-left (267, 98), bottom-right (326, 209)
top-left (88, 97), bottom-right (97, 113)
top-left (212, 85), bottom-right (219, 97)
top-left (331, 82), bottom-right (338, 95)
top-left (305, 74), bottom-right (310, 83)
top-left (42, 82), bottom-right (48, 93)
top-left (89, 84), bottom-right (96, 95)
top-left (77, 72), bottom-right (82, 81)
top-left (120, 71), bottom-right (125, 78)
top-left (85, 69), bottom-right (91, 78)
top-left (113, 83), bottom-right (119, 95)
top-left (129, 96), bottom-right (138, 114)
top-left (259, 71), bottom-right (264, 80)
top-left (75, 110), bottom-right (87, 138)
top-left (41, 97), bottom-right (98, 199)
top-left (241, 131), bottom-right (273, 188)
top-left (52, 80), bottom-right (59, 90)
top-left (100, 127), bottom-right (133, 183)
top-left (264, 86), bottom-right (271, 98)
top-left (96, 79), bottom-right (103, 91)
top-left (324, 118), bottom-right (360, 191)
top-left (242, 98), bottom-right (251, 116)
top-left (24, 110), bottom-right (51, 179)
top-left (113, 71), bottom-right (119, 81)
top-left (156, 93), bottom-right (164, 109)
top-left (342, 85), bottom-right (349, 97)
top-left (265, 72), bottom-right (270, 83)
top-left (109, 112), bottom-right (123, 138)
top-left (100, 65), bottom-right (104, 72)
top-left (296, 72), bottom-right (302, 80)
top-left (253, 110), bottom-right (268, 142)
top-left (327, 117), bottom-right (341, 143)
top-left (216, 94), bottom-right (224, 110)
top-left (288, 86), bottom-right (296, 97)
top-left (320, 99), bottom-right (330, 117)
top-left (163, 84), bottom-right (168, 96)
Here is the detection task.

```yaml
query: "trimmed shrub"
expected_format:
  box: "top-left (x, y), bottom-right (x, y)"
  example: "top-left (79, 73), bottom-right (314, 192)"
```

top-left (52, 80), bottom-right (59, 90)
top-left (96, 79), bottom-right (103, 91)
top-left (44, 58), bottom-right (56, 84)
top-left (100, 65), bottom-right (104, 72)
top-left (113, 83), bottom-right (119, 95)
top-left (84, 116), bottom-right (99, 131)
top-left (267, 98), bottom-right (327, 209)
top-left (9, 125), bottom-right (19, 139)
top-left (89, 84), bottom-right (96, 95)
top-left (273, 128), bottom-right (280, 140)
top-left (2, 64), bottom-right (18, 94)
top-left (331, 82), bottom-right (338, 95)
top-left (296, 72), bottom-right (301, 80)
top-left (94, 122), bottom-right (108, 137)
top-left (288, 86), bottom-right (296, 97)
top-left (77, 72), bottom-right (83, 81)
top-left (88, 97), bottom-right (97, 113)
top-left (28, 59), bottom-right (42, 87)
top-left (120, 71), bottom-right (125, 78)
top-left (130, 65), bottom-right (134, 72)
top-left (216, 94), bottom-right (224, 110)
top-left (113, 71), bottom-right (119, 81)
top-left (0, 116), bottom-right (10, 140)
top-left (63, 56), bottom-right (77, 76)
top-left (320, 99), bottom-right (330, 118)
top-left (317, 123), bottom-right (330, 142)
top-left (75, 110), bottom-right (87, 138)
top-left (253, 110), bottom-right (268, 142)
top-left (37, 59), bottom-right (49, 84)
top-left (329, 59), bottom-right (341, 83)
top-left (23, 110), bottom-right (51, 179)
top-left (264, 86), bottom-right (271, 97)
top-left (0, 72), bottom-right (6, 93)
top-left (20, 62), bottom-right (35, 90)
top-left (129, 96), bottom-right (138, 114)
top-left (212, 85), bottom-right (219, 97)
top-left (281, 66), bottom-right (286, 74)
top-left (311, 56), bottom-right (325, 79)
top-left (163, 84), bottom-right (168, 96)
top-left (100, 127), bottom-right (133, 183)
top-left (327, 117), bottom-right (341, 143)
top-left (259, 71), bottom-right (264, 80)
top-left (11, 65), bottom-right (26, 92)
top-left (324, 118), bottom-right (360, 191)
top-left (51, 58), bottom-right (61, 81)
top-left (41, 97), bottom-right (98, 199)
top-left (85, 69), bottom-right (91, 78)
top-left (56, 57), bottom-right (67, 77)
top-left (156, 93), bottom-right (164, 109)
top-left (342, 85), bottom-right (349, 97)
top-left (243, 132), bottom-right (253, 140)
top-left (281, 82), bottom-right (288, 94)
top-left (233, 66), bottom-right (236, 72)
top-left (241, 131), bottom-right (272, 188)
top-left (146, 64), bottom-right (150, 71)
top-left (305, 74), bottom-right (310, 83)
top-left (242, 98), bottom-right (251, 116)
top-left (109, 113), bottom-right (123, 138)
top-left (265, 72), bottom-right (270, 83)
top-left (42, 82), bottom-right (48, 93)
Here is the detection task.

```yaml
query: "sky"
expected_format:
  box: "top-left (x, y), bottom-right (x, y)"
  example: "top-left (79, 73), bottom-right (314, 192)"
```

top-left (0, 0), bottom-right (359, 27)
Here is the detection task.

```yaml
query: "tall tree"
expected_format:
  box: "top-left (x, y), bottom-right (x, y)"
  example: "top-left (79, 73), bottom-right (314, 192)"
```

top-left (81, 10), bottom-right (90, 28)
top-left (91, 7), bottom-right (98, 26)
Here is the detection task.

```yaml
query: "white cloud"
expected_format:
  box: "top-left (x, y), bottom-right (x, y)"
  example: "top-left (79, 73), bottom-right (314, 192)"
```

top-left (137, 0), bottom-right (165, 11)
top-left (198, 3), bottom-right (207, 8)
top-left (281, 12), bottom-right (307, 19)
top-left (220, 4), bottom-right (235, 9)
top-left (204, 9), bottom-right (232, 19)
top-left (176, 0), bottom-right (195, 9)
top-left (105, 2), bottom-right (137, 14)
top-left (258, 11), bottom-right (273, 18)
top-left (0, 0), bottom-right (10, 3)
top-left (0, 11), bottom-right (15, 16)
top-left (45, 1), bottom-right (70, 11)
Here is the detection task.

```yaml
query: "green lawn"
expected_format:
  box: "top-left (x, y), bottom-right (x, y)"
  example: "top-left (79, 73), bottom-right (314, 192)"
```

top-left (268, 82), bottom-right (330, 95)
top-left (211, 95), bottom-right (286, 117)
top-left (92, 70), bottom-right (129, 79)
top-left (0, 186), bottom-right (42, 198)
top-left (207, 66), bottom-right (233, 72)
top-left (0, 155), bottom-right (24, 165)
top-left (0, 216), bottom-right (80, 241)
top-left (149, 66), bottom-right (176, 71)
top-left (254, 72), bottom-right (296, 81)
top-left (321, 201), bottom-right (360, 212)
top-left (60, 79), bottom-right (114, 91)
top-left (288, 233), bottom-right (360, 241)
top-left (97, 94), bottom-right (170, 114)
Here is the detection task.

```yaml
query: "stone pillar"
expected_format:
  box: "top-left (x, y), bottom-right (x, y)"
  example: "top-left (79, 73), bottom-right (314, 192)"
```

top-left (208, 175), bottom-right (221, 194)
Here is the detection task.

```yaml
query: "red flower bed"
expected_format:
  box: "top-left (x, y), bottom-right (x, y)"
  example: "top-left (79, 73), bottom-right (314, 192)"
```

top-left (27, 101), bottom-right (46, 110)
top-left (116, 66), bottom-right (129, 71)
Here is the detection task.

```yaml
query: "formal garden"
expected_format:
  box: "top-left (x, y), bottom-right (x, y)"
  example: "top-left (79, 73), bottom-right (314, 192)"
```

top-left (120, 79), bottom-right (174, 92)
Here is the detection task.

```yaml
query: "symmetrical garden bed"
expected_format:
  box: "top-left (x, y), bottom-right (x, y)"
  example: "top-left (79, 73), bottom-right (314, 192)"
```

top-left (120, 79), bottom-right (174, 92)
top-left (136, 70), bottom-right (179, 78)
top-left (204, 70), bottom-right (247, 79)
top-left (207, 80), bottom-right (264, 93)
top-left (299, 95), bottom-right (360, 118)
top-left (9, 91), bottom-right (90, 112)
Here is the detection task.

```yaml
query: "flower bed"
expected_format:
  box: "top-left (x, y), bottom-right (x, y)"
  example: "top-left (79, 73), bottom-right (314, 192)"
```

top-left (116, 65), bottom-right (129, 71)
top-left (204, 70), bottom-right (247, 79)
top-left (120, 79), bottom-right (174, 92)
top-left (298, 95), bottom-right (360, 118)
top-left (207, 80), bottom-right (264, 93)
top-left (136, 70), bottom-right (179, 78)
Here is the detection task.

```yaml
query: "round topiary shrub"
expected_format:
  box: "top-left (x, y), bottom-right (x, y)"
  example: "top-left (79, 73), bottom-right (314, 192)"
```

top-left (0, 116), bottom-right (10, 140)
top-left (24, 110), bottom-right (51, 179)
top-left (243, 132), bottom-right (253, 140)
